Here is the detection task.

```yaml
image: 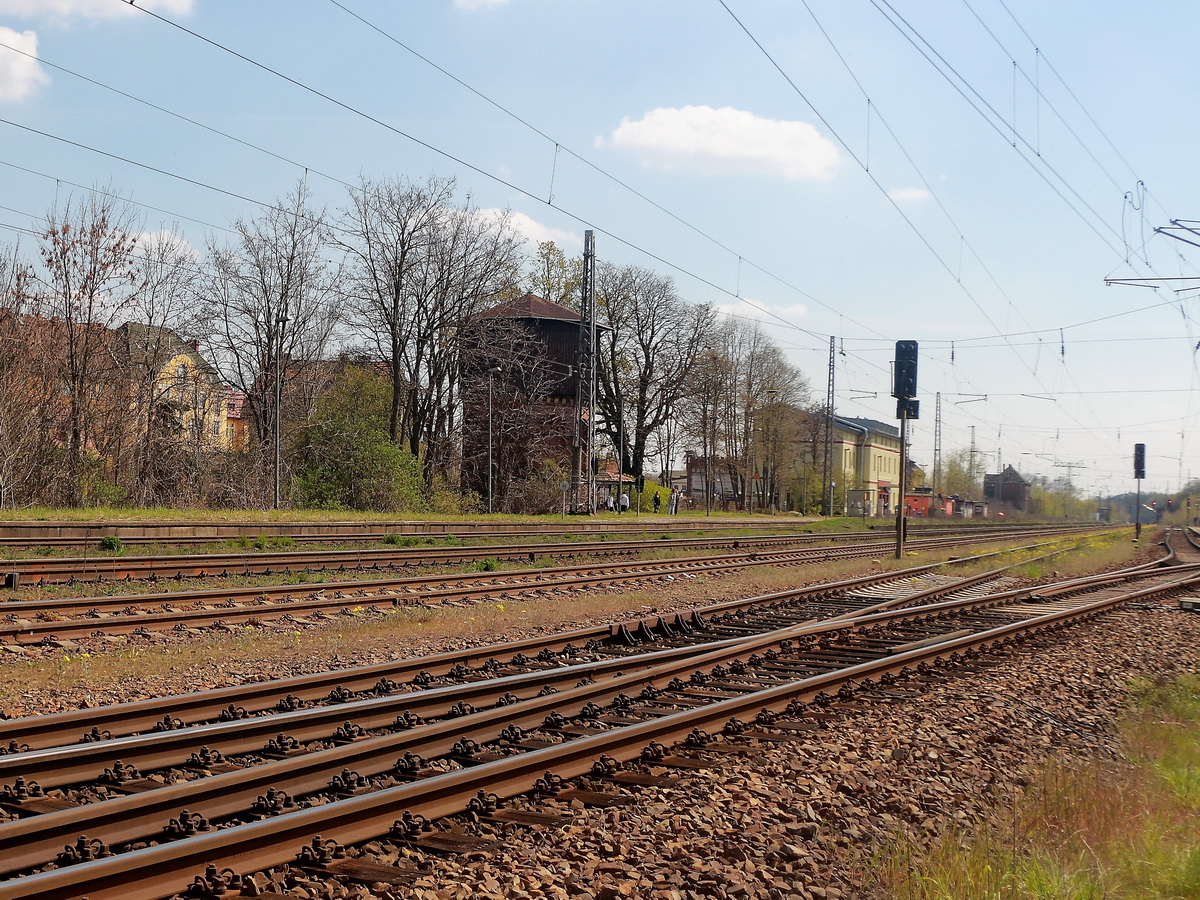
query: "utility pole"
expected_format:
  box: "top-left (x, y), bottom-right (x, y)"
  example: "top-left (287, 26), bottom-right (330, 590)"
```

top-left (969, 426), bottom-right (977, 496)
top-left (1054, 461), bottom-right (1086, 494)
top-left (572, 230), bottom-right (596, 513)
top-left (273, 312), bottom-right (288, 510)
top-left (933, 392), bottom-right (942, 497)
top-left (824, 336), bottom-right (835, 516)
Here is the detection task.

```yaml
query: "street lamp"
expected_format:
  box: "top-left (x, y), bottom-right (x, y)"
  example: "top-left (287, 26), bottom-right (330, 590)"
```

top-left (273, 312), bottom-right (288, 510)
top-left (748, 426), bottom-right (760, 516)
top-left (487, 366), bottom-right (501, 515)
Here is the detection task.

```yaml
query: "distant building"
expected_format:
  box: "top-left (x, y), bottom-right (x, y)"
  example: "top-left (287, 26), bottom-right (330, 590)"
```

top-left (684, 453), bottom-right (736, 507)
top-left (460, 293), bottom-right (589, 510)
top-left (113, 321), bottom-right (229, 451)
top-left (983, 465), bottom-right (1031, 511)
top-left (833, 416), bottom-right (902, 517)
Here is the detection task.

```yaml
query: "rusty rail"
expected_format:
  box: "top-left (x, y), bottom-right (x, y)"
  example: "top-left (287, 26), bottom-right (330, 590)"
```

top-left (2, 563), bottom-right (1189, 900)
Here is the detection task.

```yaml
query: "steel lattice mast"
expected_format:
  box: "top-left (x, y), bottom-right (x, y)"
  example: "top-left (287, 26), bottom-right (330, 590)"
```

top-left (572, 230), bottom-right (597, 511)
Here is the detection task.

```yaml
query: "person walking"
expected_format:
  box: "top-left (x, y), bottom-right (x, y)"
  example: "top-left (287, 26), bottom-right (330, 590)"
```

top-left (605, 493), bottom-right (615, 513)
top-left (653, 492), bottom-right (662, 514)
top-left (619, 491), bottom-right (630, 512)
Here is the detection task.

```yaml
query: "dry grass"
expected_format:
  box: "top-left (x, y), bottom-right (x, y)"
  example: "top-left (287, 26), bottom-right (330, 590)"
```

top-left (870, 674), bottom-right (1200, 900)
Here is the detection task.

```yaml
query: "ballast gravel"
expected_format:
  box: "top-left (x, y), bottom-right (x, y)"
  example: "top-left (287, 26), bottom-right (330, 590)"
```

top-left (0, 539), bottom-right (1188, 899)
top-left (234, 601), bottom-right (1199, 900)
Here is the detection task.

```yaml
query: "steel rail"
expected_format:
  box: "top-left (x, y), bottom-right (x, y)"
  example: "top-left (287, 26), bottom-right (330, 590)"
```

top-left (0, 549), bottom-right (1174, 879)
top-left (0, 525), bottom-right (1099, 638)
top-left (0, 554), bottom-right (1064, 788)
top-left (0, 532), bottom-right (1114, 750)
top-left (0, 517), bottom-right (1044, 550)
top-left (0, 524), bottom-right (1090, 585)
top-left (0, 556), bottom-right (1179, 880)
top-left (0, 528), bottom-right (1101, 646)
top-left (0, 518), bottom-right (814, 548)
top-left (5, 565), bottom-right (1192, 900)
top-left (0, 532), bottom-right (840, 586)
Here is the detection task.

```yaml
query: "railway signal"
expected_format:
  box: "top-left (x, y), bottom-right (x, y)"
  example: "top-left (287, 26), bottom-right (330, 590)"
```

top-left (893, 341), bottom-right (918, 559)
top-left (1134, 443), bottom-right (1145, 540)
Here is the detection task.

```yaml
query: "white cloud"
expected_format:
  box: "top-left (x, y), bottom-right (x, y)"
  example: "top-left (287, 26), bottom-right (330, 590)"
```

top-left (453, 0), bottom-right (510, 9)
top-left (0, 28), bottom-right (48, 101)
top-left (600, 105), bottom-right (839, 181)
top-left (716, 297), bottom-right (809, 323)
top-left (135, 229), bottom-right (198, 262)
top-left (480, 208), bottom-right (582, 248)
top-left (888, 187), bottom-right (930, 202)
top-left (0, 0), bottom-right (193, 21)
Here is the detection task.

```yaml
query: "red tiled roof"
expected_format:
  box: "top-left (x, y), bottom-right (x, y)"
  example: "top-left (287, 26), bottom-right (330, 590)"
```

top-left (480, 292), bottom-right (581, 323)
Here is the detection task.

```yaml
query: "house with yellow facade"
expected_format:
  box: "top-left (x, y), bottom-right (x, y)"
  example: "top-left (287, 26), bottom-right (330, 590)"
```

top-left (113, 322), bottom-right (230, 453)
top-left (833, 415), bottom-right (902, 517)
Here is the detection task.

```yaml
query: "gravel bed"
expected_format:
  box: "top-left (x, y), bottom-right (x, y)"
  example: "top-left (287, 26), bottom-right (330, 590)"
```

top-left (0, 569), bottom-right (835, 717)
top-left (229, 597), bottom-right (1198, 900)
top-left (0, 539), bottom-right (1186, 899)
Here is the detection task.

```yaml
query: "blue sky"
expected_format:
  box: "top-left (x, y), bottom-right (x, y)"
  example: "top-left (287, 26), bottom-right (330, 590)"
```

top-left (1, 0), bottom-right (1198, 498)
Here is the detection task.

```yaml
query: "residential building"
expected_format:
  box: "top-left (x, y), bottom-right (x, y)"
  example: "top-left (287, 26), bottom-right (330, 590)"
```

top-left (832, 416), bottom-right (902, 517)
top-left (113, 322), bottom-right (229, 452)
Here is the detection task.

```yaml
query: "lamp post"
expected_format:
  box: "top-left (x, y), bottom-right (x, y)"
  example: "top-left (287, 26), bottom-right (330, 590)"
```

top-left (487, 366), bottom-right (501, 514)
top-left (748, 426), bottom-right (759, 516)
top-left (273, 312), bottom-right (288, 510)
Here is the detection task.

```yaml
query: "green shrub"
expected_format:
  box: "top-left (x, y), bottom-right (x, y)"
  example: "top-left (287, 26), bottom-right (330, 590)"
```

top-left (98, 535), bottom-right (123, 552)
top-left (291, 368), bottom-right (430, 513)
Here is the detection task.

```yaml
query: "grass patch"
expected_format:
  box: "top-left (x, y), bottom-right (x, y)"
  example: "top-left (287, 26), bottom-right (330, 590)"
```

top-left (870, 673), bottom-right (1200, 900)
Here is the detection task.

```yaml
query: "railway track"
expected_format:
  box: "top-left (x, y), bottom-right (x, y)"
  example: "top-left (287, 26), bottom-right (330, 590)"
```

top-left (0, 542), bottom-right (1184, 899)
top-left (0, 523), bottom-right (1090, 586)
top-left (0, 542), bottom-right (1083, 750)
top-left (0, 526), bottom-right (1098, 644)
top-left (0, 518), bottom-right (824, 551)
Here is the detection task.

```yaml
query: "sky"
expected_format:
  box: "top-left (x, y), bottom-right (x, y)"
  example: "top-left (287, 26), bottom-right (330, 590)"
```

top-left (1, 0), bottom-right (1198, 500)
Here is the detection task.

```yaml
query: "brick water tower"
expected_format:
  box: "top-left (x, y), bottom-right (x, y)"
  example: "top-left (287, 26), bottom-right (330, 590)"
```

top-left (461, 293), bottom-right (588, 511)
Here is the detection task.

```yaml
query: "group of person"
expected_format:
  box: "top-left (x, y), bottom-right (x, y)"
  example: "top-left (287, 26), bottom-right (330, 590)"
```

top-left (603, 486), bottom-right (686, 514)
top-left (604, 491), bottom-right (630, 513)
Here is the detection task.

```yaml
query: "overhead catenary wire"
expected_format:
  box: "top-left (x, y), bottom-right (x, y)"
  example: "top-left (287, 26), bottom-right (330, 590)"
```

top-left (2, 3), bottom-right (1187, 492)
top-left (717, 0), bottom-right (1150, 480)
top-left (108, 0), bottom-right (880, 342)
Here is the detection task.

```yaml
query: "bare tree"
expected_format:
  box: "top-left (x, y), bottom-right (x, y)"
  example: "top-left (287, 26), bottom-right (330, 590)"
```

top-left (0, 241), bottom-right (59, 506)
top-left (37, 192), bottom-right (146, 504)
top-left (336, 175), bottom-right (455, 444)
top-left (199, 182), bottom-right (340, 505)
top-left (676, 317), bottom-right (811, 510)
top-left (114, 227), bottom-right (210, 505)
top-left (595, 263), bottom-right (713, 486)
top-left (338, 177), bottom-right (523, 490)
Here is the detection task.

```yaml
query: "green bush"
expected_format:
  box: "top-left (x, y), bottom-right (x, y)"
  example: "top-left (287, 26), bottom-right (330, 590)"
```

top-left (291, 368), bottom-right (430, 513)
top-left (98, 535), bottom-right (123, 552)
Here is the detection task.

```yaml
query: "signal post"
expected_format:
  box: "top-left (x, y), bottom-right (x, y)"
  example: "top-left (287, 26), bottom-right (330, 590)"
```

top-left (893, 341), bottom-right (919, 559)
